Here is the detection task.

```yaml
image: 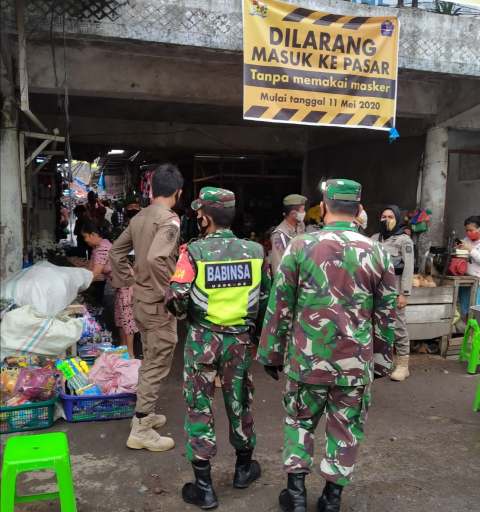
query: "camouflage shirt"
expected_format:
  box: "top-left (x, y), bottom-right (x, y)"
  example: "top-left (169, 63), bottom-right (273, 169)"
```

top-left (166, 229), bottom-right (271, 336)
top-left (257, 221), bottom-right (397, 386)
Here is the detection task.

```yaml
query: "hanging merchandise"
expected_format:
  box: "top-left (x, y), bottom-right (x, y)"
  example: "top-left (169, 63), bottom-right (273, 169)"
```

top-left (98, 171), bottom-right (106, 194)
top-left (139, 169), bottom-right (154, 202)
top-left (408, 208), bottom-right (432, 233)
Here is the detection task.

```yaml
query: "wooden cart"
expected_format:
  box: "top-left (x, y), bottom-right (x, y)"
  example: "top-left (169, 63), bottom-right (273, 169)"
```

top-left (405, 276), bottom-right (479, 357)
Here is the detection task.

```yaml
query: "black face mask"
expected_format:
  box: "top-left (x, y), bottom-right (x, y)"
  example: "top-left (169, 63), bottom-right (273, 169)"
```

top-left (380, 219), bottom-right (390, 237)
top-left (197, 216), bottom-right (210, 236)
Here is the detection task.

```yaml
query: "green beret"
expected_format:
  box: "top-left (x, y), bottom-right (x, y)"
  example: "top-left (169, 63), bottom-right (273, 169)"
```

top-left (283, 194), bottom-right (307, 207)
top-left (191, 186), bottom-right (235, 211)
top-left (320, 179), bottom-right (361, 202)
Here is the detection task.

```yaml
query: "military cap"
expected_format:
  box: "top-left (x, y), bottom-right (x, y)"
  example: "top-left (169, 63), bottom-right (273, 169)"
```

top-left (283, 194), bottom-right (307, 207)
top-left (320, 179), bottom-right (361, 202)
top-left (191, 186), bottom-right (235, 211)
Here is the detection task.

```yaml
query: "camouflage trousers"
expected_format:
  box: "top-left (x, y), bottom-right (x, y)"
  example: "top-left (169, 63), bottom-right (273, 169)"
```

top-left (283, 379), bottom-right (371, 486)
top-left (183, 325), bottom-right (256, 462)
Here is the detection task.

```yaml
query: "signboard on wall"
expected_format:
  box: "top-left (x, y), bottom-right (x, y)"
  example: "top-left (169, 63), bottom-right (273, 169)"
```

top-left (243, 0), bottom-right (399, 130)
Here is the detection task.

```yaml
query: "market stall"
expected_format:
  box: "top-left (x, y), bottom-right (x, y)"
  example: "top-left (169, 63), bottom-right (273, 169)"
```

top-left (406, 275), bottom-right (479, 357)
top-left (0, 262), bottom-right (141, 434)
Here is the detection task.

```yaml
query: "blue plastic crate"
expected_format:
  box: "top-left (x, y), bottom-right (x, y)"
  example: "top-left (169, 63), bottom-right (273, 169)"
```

top-left (60, 392), bottom-right (136, 422)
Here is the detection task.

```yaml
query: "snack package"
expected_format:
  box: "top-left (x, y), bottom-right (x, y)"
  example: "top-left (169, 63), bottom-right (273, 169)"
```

top-left (3, 355), bottom-right (55, 369)
top-left (13, 367), bottom-right (57, 402)
top-left (99, 345), bottom-right (129, 360)
top-left (1, 368), bottom-right (20, 404)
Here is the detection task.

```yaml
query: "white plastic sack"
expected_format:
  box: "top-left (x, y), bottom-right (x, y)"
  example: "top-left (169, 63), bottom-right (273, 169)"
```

top-left (0, 305), bottom-right (83, 357)
top-left (1, 262), bottom-right (93, 316)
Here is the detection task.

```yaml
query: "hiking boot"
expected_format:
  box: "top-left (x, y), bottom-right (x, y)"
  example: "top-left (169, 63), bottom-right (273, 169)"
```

top-left (182, 460), bottom-right (218, 509)
top-left (126, 415), bottom-right (174, 451)
top-left (131, 412), bottom-right (166, 430)
top-left (233, 449), bottom-right (261, 489)
top-left (317, 481), bottom-right (343, 512)
top-left (279, 473), bottom-right (307, 512)
top-left (390, 355), bottom-right (410, 381)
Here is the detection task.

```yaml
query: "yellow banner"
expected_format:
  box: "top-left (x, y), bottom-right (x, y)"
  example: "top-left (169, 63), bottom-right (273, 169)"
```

top-left (243, 0), bottom-right (400, 130)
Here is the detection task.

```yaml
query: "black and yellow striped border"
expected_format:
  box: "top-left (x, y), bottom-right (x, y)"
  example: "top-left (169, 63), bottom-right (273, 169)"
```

top-left (244, 105), bottom-right (393, 129)
top-left (282, 7), bottom-right (373, 30)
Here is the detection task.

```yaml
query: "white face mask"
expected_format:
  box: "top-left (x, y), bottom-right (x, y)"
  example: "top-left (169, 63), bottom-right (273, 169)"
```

top-left (296, 211), bottom-right (306, 223)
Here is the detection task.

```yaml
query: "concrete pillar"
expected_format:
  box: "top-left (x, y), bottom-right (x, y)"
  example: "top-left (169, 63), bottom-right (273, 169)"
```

top-left (1, 77), bottom-right (23, 279)
top-left (420, 126), bottom-right (449, 247)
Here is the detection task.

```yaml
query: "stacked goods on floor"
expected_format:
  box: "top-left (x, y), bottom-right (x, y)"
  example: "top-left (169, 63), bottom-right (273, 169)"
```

top-left (0, 261), bottom-right (141, 432)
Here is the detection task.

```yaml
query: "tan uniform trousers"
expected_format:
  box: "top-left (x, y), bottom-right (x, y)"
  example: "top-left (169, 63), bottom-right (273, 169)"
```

top-left (133, 299), bottom-right (177, 414)
top-left (395, 305), bottom-right (410, 356)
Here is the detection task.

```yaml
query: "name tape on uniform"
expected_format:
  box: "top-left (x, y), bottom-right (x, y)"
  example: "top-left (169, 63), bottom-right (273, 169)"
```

top-left (205, 262), bottom-right (253, 289)
top-left (243, 0), bottom-right (399, 131)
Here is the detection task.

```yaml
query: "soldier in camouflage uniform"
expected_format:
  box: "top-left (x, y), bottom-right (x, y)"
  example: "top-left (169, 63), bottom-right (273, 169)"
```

top-left (270, 194), bottom-right (307, 274)
top-left (166, 187), bottom-right (271, 509)
top-left (257, 179), bottom-right (397, 512)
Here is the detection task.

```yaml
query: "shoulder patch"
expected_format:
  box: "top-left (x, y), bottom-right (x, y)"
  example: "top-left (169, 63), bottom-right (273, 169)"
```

top-left (165, 226), bottom-right (179, 243)
top-left (405, 244), bottom-right (413, 253)
top-left (171, 245), bottom-right (195, 283)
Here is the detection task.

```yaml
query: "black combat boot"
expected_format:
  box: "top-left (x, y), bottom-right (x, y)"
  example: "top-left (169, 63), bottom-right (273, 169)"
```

top-left (233, 449), bottom-right (261, 488)
top-left (317, 481), bottom-right (343, 512)
top-left (182, 460), bottom-right (218, 510)
top-left (279, 473), bottom-right (307, 512)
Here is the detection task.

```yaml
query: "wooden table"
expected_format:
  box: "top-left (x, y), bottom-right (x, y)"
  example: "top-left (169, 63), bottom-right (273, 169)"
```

top-left (406, 285), bottom-right (454, 356)
top-left (405, 276), bottom-right (479, 357)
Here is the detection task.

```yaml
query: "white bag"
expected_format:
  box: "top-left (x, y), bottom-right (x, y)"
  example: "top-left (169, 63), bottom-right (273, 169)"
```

top-left (1, 261), bottom-right (93, 316)
top-left (0, 305), bottom-right (83, 357)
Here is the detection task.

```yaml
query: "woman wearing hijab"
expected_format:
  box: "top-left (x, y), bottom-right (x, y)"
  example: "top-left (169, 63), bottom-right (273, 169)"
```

top-left (372, 205), bottom-right (415, 381)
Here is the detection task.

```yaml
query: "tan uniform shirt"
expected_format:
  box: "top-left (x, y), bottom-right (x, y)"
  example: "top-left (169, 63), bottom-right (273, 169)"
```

top-left (371, 233), bottom-right (414, 296)
top-left (110, 204), bottom-right (180, 303)
top-left (270, 219), bottom-right (305, 274)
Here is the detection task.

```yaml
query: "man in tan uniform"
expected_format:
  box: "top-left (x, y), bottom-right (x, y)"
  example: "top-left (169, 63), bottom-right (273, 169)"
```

top-left (270, 194), bottom-right (307, 273)
top-left (110, 163), bottom-right (184, 451)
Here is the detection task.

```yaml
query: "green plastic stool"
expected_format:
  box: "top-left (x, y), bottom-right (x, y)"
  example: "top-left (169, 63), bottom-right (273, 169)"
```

top-left (459, 318), bottom-right (480, 374)
top-left (1, 432), bottom-right (77, 512)
top-left (474, 380), bottom-right (480, 412)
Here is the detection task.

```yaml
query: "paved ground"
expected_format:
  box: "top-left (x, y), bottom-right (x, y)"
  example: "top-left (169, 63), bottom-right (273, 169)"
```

top-left (2, 351), bottom-right (479, 512)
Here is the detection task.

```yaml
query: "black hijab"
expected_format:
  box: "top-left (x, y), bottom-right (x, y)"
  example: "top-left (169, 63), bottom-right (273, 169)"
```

top-left (379, 204), bottom-right (405, 241)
